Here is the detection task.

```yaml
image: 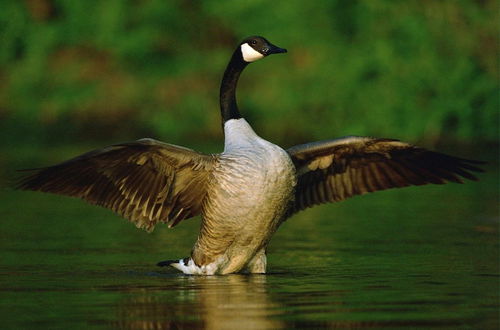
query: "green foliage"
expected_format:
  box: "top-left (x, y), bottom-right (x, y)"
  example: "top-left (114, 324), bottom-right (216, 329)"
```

top-left (0, 0), bottom-right (498, 148)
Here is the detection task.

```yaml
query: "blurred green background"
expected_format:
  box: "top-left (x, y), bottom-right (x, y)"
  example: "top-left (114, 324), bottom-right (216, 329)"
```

top-left (0, 3), bottom-right (498, 327)
top-left (0, 0), bottom-right (498, 161)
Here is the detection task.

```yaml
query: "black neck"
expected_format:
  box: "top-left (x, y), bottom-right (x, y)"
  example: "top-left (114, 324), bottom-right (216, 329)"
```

top-left (220, 48), bottom-right (249, 122)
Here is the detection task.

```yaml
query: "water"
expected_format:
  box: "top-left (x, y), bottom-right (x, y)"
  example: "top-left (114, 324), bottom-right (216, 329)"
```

top-left (0, 160), bottom-right (498, 328)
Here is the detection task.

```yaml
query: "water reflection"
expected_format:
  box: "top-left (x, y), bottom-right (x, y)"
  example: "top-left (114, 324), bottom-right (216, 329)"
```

top-left (114, 274), bottom-right (283, 329)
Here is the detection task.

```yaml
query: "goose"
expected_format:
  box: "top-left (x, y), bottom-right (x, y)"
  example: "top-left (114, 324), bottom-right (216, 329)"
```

top-left (17, 36), bottom-right (483, 275)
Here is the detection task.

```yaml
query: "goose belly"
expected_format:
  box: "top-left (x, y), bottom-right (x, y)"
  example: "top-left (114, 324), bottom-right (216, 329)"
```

top-left (195, 145), bottom-right (296, 273)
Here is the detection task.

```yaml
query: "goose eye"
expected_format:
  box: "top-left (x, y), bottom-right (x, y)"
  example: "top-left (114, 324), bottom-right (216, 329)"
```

top-left (250, 40), bottom-right (257, 45)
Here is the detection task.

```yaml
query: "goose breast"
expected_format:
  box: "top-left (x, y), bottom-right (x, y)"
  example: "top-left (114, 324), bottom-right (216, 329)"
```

top-left (194, 140), bottom-right (296, 272)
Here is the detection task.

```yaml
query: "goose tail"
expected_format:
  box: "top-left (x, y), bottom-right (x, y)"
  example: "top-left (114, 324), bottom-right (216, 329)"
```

top-left (157, 257), bottom-right (189, 268)
top-left (157, 257), bottom-right (222, 275)
top-left (157, 257), bottom-right (201, 274)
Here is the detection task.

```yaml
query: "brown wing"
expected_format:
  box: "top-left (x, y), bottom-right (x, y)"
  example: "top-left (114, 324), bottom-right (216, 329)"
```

top-left (286, 136), bottom-right (483, 215)
top-left (16, 138), bottom-right (215, 232)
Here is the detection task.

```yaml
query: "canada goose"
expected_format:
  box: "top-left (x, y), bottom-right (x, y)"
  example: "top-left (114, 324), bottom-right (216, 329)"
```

top-left (17, 36), bottom-right (482, 275)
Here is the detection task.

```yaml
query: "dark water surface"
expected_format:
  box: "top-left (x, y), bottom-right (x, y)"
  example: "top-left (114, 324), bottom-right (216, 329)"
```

top-left (0, 159), bottom-right (498, 329)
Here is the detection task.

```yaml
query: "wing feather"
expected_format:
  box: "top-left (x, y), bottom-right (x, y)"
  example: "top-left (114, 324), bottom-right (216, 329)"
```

top-left (287, 136), bottom-right (483, 215)
top-left (16, 138), bottom-right (215, 232)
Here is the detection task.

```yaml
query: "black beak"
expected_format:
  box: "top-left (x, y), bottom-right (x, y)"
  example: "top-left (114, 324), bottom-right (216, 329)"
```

top-left (266, 44), bottom-right (287, 55)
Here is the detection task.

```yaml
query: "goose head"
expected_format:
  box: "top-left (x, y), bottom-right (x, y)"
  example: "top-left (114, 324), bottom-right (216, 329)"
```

top-left (220, 36), bottom-right (286, 122)
top-left (239, 36), bottom-right (287, 63)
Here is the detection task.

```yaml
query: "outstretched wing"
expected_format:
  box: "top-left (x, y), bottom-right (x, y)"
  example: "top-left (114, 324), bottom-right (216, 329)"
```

top-left (286, 136), bottom-right (483, 215)
top-left (17, 138), bottom-right (215, 232)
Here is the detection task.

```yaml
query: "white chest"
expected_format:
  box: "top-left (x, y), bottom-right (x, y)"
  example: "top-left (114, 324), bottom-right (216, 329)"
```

top-left (222, 118), bottom-right (295, 180)
top-left (213, 118), bottom-right (297, 218)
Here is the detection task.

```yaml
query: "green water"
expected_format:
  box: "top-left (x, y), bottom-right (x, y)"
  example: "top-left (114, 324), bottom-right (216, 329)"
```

top-left (0, 160), bottom-right (498, 329)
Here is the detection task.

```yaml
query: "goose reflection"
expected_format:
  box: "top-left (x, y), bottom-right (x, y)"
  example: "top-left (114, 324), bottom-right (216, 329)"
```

top-left (114, 274), bottom-right (284, 329)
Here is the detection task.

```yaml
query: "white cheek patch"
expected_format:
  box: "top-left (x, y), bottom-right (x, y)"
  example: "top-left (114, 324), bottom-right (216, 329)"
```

top-left (241, 43), bottom-right (264, 62)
